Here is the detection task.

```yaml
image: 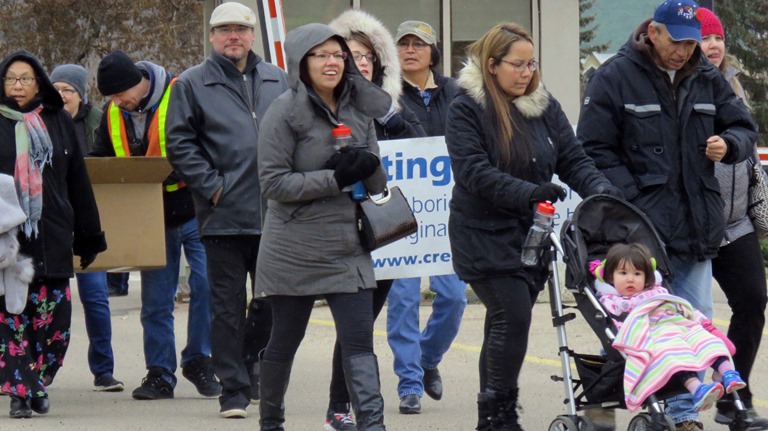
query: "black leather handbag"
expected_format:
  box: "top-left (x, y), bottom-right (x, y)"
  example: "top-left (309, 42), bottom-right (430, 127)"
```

top-left (358, 186), bottom-right (418, 251)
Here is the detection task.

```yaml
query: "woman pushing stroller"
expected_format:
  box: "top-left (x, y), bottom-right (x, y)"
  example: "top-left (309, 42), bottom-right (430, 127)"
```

top-left (591, 243), bottom-right (745, 413)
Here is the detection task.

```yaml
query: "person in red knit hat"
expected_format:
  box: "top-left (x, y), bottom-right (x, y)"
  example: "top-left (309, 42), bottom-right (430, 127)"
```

top-left (698, 6), bottom-right (768, 430)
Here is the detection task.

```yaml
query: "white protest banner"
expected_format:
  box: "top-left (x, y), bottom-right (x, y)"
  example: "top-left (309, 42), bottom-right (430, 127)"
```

top-left (373, 136), bottom-right (583, 279)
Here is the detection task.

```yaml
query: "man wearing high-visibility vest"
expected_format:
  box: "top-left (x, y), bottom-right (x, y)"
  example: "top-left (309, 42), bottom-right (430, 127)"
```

top-left (91, 50), bottom-right (220, 402)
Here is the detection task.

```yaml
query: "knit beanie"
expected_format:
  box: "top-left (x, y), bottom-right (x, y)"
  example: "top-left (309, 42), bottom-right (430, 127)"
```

top-left (697, 7), bottom-right (724, 39)
top-left (97, 50), bottom-right (142, 96)
top-left (50, 64), bottom-right (89, 103)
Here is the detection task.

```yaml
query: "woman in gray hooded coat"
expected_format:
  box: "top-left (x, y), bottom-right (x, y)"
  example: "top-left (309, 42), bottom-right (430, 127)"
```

top-left (255, 23), bottom-right (391, 431)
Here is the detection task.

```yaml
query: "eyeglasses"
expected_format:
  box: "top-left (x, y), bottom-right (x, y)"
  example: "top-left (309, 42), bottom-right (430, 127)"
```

top-left (307, 51), bottom-right (347, 61)
top-left (351, 52), bottom-right (377, 63)
top-left (3, 76), bottom-right (36, 86)
top-left (214, 25), bottom-right (251, 36)
top-left (396, 40), bottom-right (429, 50)
top-left (498, 60), bottom-right (539, 72)
top-left (54, 86), bottom-right (77, 96)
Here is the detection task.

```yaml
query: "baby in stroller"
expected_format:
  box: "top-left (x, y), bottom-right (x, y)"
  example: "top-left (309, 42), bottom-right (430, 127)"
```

top-left (590, 242), bottom-right (745, 413)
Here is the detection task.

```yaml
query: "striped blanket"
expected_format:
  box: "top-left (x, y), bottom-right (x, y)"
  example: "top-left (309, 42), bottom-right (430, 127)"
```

top-left (612, 294), bottom-right (730, 412)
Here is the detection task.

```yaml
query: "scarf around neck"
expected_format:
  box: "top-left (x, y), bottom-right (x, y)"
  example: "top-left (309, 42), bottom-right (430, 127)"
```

top-left (0, 103), bottom-right (52, 238)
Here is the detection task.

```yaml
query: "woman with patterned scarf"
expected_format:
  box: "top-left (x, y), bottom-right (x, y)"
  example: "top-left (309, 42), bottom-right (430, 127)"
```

top-left (0, 50), bottom-right (106, 419)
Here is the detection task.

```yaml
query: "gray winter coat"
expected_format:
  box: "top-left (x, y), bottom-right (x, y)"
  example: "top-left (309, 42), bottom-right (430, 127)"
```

top-left (166, 51), bottom-right (288, 236)
top-left (255, 23), bottom-right (391, 297)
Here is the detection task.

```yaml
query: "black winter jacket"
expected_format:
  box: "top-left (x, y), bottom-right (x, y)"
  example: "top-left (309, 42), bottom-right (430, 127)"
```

top-left (0, 50), bottom-right (106, 279)
top-left (401, 71), bottom-right (459, 137)
top-left (577, 20), bottom-right (757, 260)
top-left (166, 51), bottom-right (289, 236)
top-left (446, 59), bottom-right (612, 283)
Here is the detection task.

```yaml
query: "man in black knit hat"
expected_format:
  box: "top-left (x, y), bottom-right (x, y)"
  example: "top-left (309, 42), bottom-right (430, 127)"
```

top-left (91, 50), bottom-right (221, 402)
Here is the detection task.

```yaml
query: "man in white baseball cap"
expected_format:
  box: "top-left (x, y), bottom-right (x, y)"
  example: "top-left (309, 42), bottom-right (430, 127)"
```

top-left (166, 0), bottom-right (289, 420)
top-left (209, 1), bottom-right (257, 29)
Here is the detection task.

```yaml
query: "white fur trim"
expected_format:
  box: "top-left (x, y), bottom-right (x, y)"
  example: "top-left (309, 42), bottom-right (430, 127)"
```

top-left (457, 56), bottom-right (550, 118)
top-left (329, 9), bottom-right (401, 111)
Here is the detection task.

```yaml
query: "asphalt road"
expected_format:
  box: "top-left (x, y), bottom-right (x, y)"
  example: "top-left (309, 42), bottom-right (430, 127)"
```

top-left (1, 277), bottom-right (764, 430)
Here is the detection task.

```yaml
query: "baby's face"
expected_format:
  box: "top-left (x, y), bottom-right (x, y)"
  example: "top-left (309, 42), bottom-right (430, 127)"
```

top-left (613, 261), bottom-right (646, 296)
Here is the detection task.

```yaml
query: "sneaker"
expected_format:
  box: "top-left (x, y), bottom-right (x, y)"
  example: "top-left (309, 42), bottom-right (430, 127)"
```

top-left (247, 361), bottom-right (260, 405)
top-left (324, 407), bottom-right (357, 431)
top-left (721, 370), bottom-right (747, 394)
top-left (182, 357), bottom-right (222, 397)
top-left (715, 407), bottom-right (768, 430)
top-left (692, 382), bottom-right (724, 412)
top-left (107, 285), bottom-right (128, 297)
top-left (131, 368), bottom-right (174, 400)
top-left (94, 374), bottom-right (124, 392)
top-left (675, 420), bottom-right (704, 431)
top-left (219, 406), bottom-right (247, 419)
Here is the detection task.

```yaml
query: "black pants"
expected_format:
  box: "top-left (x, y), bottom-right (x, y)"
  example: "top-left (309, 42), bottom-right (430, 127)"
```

top-left (712, 232), bottom-right (767, 409)
top-left (202, 234), bottom-right (268, 408)
top-left (264, 289), bottom-right (375, 364)
top-left (470, 276), bottom-right (539, 393)
top-left (329, 279), bottom-right (393, 405)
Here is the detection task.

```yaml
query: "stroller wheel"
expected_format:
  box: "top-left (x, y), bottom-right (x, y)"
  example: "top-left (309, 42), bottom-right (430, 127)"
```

top-left (549, 415), bottom-right (596, 431)
top-left (627, 413), bottom-right (676, 431)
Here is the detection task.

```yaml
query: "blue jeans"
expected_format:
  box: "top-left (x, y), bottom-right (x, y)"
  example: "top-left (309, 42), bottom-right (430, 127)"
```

top-left (140, 218), bottom-right (211, 386)
top-left (75, 272), bottom-right (114, 378)
top-left (664, 257), bottom-right (713, 424)
top-left (386, 274), bottom-right (467, 397)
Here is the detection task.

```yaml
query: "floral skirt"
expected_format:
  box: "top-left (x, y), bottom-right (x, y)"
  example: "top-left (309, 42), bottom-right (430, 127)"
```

top-left (0, 278), bottom-right (71, 399)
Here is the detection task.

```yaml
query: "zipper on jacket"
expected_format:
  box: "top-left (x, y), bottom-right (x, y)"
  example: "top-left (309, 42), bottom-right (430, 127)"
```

top-left (241, 72), bottom-right (264, 232)
top-left (722, 165), bottom-right (737, 244)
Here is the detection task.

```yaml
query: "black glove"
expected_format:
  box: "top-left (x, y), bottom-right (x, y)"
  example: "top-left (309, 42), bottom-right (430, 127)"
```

top-left (324, 145), bottom-right (359, 170)
top-left (594, 184), bottom-right (624, 199)
top-left (334, 150), bottom-right (380, 190)
top-left (80, 253), bottom-right (97, 270)
top-left (530, 182), bottom-right (567, 203)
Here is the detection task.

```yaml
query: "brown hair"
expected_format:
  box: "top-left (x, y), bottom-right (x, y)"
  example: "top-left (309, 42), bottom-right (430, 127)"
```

top-left (348, 31), bottom-right (383, 84)
top-left (465, 23), bottom-right (540, 170)
top-left (603, 243), bottom-right (656, 290)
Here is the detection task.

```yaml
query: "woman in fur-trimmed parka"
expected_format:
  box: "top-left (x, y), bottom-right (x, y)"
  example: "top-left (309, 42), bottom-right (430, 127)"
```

top-left (325, 9), bottom-right (425, 429)
top-left (445, 24), bottom-right (618, 431)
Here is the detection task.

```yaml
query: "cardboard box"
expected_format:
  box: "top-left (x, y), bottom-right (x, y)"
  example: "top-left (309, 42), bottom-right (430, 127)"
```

top-left (75, 157), bottom-right (172, 272)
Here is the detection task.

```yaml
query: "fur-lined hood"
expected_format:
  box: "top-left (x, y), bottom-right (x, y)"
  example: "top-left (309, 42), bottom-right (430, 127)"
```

top-left (456, 56), bottom-right (550, 119)
top-left (329, 9), bottom-right (401, 110)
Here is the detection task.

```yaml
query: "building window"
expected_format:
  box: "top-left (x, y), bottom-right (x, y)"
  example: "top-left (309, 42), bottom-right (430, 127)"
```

top-left (359, 0), bottom-right (441, 39)
top-left (282, 0), bottom-right (353, 31)
top-left (450, 0), bottom-right (531, 75)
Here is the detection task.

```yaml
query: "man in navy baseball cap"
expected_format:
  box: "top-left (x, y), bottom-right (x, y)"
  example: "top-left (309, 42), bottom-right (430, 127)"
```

top-left (653, 0), bottom-right (701, 42)
top-left (578, 0), bottom-right (758, 430)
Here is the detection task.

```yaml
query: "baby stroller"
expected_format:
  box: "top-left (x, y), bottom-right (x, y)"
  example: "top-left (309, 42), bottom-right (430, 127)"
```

top-left (538, 195), bottom-right (751, 431)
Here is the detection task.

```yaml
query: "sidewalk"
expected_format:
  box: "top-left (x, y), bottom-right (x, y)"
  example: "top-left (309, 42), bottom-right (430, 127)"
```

top-left (2, 275), bottom-right (763, 430)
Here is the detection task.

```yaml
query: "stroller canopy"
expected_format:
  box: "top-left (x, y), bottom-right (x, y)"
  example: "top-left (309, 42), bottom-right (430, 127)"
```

top-left (561, 195), bottom-right (673, 291)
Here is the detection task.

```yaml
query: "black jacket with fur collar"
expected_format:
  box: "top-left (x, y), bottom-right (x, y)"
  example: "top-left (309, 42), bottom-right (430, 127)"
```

top-left (445, 58), bottom-right (612, 283)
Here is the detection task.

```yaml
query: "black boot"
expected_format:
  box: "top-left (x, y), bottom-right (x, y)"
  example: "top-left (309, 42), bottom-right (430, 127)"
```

top-left (9, 396), bottom-right (32, 419)
top-left (258, 359), bottom-right (293, 431)
top-left (247, 360), bottom-right (260, 404)
top-left (477, 392), bottom-right (494, 431)
top-left (30, 395), bottom-right (50, 415)
top-left (493, 389), bottom-right (523, 431)
top-left (343, 353), bottom-right (386, 431)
